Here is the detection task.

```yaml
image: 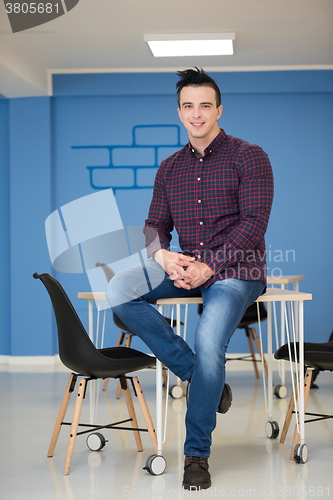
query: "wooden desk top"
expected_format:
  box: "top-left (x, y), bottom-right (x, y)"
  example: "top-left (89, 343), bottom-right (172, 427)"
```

top-left (267, 275), bottom-right (304, 285)
top-left (78, 291), bottom-right (107, 301)
top-left (154, 288), bottom-right (312, 305)
top-left (78, 287), bottom-right (312, 304)
top-left (257, 287), bottom-right (311, 302)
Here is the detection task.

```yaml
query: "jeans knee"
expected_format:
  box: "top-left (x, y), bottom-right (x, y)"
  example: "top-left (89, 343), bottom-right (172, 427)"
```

top-left (106, 265), bottom-right (151, 307)
top-left (105, 273), bottom-right (131, 308)
top-left (105, 276), bottom-right (117, 308)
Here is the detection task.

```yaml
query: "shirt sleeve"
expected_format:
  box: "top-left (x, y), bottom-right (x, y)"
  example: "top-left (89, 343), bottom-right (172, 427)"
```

top-left (203, 145), bottom-right (274, 275)
top-left (144, 163), bottom-right (174, 258)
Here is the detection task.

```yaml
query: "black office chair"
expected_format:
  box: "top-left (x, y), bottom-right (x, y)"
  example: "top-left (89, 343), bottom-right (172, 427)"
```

top-left (33, 272), bottom-right (157, 475)
top-left (231, 302), bottom-right (268, 378)
top-left (274, 339), bottom-right (333, 463)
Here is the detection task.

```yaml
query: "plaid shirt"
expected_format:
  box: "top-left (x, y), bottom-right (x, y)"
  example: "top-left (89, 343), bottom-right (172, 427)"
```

top-left (144, 129), bottom-right (274, 288)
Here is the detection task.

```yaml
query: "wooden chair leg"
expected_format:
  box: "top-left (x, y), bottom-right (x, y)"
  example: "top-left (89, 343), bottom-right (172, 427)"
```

top-left (124, 334), bottom-right (132, 347)
top-left (64, 378), bottom-right (87, 475)
top-left (251, 327), bottom-right (269, 377)
top-left (245, 327), bottom-right (260, 379)
top-left (117, 331), bottom-right (125, 346)
top-left (102, 378), bottom-right (110, 392)
top-left (48, 373), bottom-right (77, 458)
top-left (280, 381), bottom-right (297, 444)
top-left (121, 378), bottom-right (143, 452)
top-left (289, 368), bottom-right (313, 460)
top-left (133, 376), bottom-right (158, 454)
top-left (115, 382), bottom-right (122, 399)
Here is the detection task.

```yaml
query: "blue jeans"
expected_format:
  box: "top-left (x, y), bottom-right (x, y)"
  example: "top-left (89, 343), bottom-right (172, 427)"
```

top-left (106, 260), bottom-right (264, 458)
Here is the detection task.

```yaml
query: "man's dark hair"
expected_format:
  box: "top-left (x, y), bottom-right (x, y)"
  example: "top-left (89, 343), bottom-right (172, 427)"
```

top-left (176, 67), bottom-right (221, 107)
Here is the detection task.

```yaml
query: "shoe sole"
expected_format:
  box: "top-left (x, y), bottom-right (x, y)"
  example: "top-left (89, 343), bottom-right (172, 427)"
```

top-left (217, 383), bottom-right (233, 414)
top-left (182, 481), bottom-right (212, 490)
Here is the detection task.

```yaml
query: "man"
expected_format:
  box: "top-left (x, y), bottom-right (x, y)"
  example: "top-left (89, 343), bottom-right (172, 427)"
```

top-left (106, 68), bottom-right (274, 490)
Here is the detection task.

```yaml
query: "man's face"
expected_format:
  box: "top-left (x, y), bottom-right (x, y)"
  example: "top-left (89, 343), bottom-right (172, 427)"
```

top-left (177, 85), bottom-right (223, 145)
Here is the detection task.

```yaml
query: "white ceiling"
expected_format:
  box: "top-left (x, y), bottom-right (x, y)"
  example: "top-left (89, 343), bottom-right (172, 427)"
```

top-left (0, 0), bottom-right (332, 98)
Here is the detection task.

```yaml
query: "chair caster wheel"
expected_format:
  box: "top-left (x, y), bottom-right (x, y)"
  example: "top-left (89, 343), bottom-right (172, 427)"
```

top-left (86, 432), bottom-right (107, 451)
top-left (274, 384), bottom-right (288, 399)
top-left (169, 384), bottom-right (184, 399)
top-left (265, 420), bottom-right (279, 439)
top-left (143, 454), bottom-right (166, 475)
top-left (294, 444), bottom-right (308, 464)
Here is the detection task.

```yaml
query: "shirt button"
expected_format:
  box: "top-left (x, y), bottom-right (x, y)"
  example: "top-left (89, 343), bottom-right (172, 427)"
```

top-left (199, 158), bottom-right (203, 162)
top-left (197, 255), bottom-right (201, 259)
top-left (197, 200), bottom-right (201, 203)
top-left (199, 221), bottom-right (203, 225)
top-left (197, 177), bottom-right (201, 181)
top-left (200, 242), bottom-right (203, 246)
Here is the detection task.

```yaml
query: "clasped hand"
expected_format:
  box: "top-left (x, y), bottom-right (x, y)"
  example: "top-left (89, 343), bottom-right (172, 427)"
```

top-left (154, 249), bottom-right (214, 290)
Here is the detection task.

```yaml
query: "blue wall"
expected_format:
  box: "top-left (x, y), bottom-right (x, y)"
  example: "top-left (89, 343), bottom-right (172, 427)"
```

top-left (9, 98), bottom-right (54, 355)
top-left (0, 98), bottom-right (10, 355)
top-left (1, 70), bottom-right (332, 356)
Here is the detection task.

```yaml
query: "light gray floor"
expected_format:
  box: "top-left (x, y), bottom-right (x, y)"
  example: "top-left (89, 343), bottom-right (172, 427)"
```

top-left (0, 364), bottom-right (332, 500)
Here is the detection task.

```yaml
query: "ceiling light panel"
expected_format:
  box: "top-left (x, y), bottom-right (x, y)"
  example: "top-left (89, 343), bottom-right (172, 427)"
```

top-left (144, 33), bottom-right (236, 57)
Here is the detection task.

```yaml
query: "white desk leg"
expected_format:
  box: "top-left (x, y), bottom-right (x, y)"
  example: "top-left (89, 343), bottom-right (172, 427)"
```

top-left (280, 284), bottom-right (286, 387)
top-left (294, 282), bottom-right (300, 341)
top-left (156, 305), bottom-right (164, 456)
top-left (156, 358), bottom-right (163, 455)
top-left (175, 304), bottom-right (181, 391)
top-left (264, 301), bottom-right (279, 439)
top-left (143, 304), bottom-right (167, 475)
top-left (291, 300), bottom-right (308, 463)
top-left (267, 301), bottom-right (273, 419)
top-left (298, 301), bottom-right (305, 445)
top-left (144, 349), bottom-right (167, 474)
top-left (88, 299), bottom-right (94, 342)
top-left (176, 304), bottom-right (181, 337)
top-left (171, 304), bottom-right (185, 399)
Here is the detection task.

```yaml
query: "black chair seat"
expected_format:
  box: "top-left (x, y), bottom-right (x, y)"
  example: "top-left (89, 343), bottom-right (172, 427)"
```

top-left (275, 338), bottom-right (333, 459)
top-left (274, 340), bottom-right (333, 371)
top-left (61, 345), bottom-right (155, 380)
top-left (237, 302), bottom-right (267, 328)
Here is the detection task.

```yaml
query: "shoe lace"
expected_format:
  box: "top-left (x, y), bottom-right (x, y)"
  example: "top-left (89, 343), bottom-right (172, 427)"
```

top-left (185, 456), bottom-right (208, 471)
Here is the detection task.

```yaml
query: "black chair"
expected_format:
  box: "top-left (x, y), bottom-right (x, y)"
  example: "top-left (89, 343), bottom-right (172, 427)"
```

top-left (33, 272), bottom-right (157, 475)
top-left (230, 302), bottom-right (268, 378)
top-left (274, 340), bottom-right (333, 462)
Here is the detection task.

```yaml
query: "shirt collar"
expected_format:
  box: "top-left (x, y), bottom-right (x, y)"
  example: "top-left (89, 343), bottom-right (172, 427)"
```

top-left (188, 129), bottom-right (227, 158)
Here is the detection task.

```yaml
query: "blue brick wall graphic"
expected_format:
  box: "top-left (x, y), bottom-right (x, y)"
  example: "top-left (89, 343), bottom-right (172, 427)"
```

top-left (72, 124), bottom-right (184, 192)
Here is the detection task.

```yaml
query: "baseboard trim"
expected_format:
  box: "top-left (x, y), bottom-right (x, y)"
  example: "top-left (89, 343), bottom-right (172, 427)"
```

top-left (0, 353), bottom-right (286, 372)
top-left (226, 353), bottom-right (284, 371)
top-left (0, 355), bottom-right (70, 372)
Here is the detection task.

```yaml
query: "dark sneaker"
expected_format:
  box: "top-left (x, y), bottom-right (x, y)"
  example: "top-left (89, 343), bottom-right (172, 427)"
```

top-left (182, 456), bottom-right (211, 490)
top-left (186, 380), bottom-right (232, 414)
top-left (217, 383), bottom-right (233, 414)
